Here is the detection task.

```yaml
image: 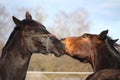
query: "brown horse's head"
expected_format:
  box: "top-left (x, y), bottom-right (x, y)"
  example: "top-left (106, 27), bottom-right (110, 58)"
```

top-left (11, 12), bottom-right (65, 57)
top-left (61, 30), bottom-right (111, 63)
top-left (61, 30), bottom-right (120, 71)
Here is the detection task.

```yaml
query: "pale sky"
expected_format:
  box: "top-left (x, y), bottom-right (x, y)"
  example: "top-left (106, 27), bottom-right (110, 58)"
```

top-left (1, 0), bottom-right (120, 41)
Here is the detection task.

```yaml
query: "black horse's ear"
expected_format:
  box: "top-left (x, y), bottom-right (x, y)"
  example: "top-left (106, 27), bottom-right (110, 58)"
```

top-left (12, 16), bottom-right (22, 28)
top-left (26, 11), bottom-right (32, 20)
top-left (99, 30), bottom-right (108, 40)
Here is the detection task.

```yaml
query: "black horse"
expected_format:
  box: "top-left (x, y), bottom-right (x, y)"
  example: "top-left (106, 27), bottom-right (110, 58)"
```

top-left (0, 12), bottom-right (65, 80)
top-left (61, 30), bottom-right (120, 80)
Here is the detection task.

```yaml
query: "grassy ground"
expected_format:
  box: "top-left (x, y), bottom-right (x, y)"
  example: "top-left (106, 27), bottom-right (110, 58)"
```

top-left (26, 54), bottom-right (92, 80)
top-left (28, 54), bottom-right (92, 72)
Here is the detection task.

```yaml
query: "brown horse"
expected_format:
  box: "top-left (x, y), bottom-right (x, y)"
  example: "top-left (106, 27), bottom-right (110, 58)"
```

top-left (0, 12), bottom-right (65, 80)
top-left (61, 30), bottom-right (120, 80)
top-left (87, 69), bottom-right (120, 80)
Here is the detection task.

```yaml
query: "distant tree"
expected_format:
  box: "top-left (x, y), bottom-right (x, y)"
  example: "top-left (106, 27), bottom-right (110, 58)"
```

top-left (0, 4), bottom-right (11, 42)
top-left (13, 7), bottom-right (46, 23)
top-left (49, 8), bottom-right (90, 38)
top-left (34, 7), bottom-right (47, 23)
top-left (0, 4), bottom-right (11, 56)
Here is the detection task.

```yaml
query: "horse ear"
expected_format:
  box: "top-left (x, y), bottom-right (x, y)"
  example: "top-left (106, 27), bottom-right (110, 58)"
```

top-left (113, 39), bottom-right (119, 43)
top-left (12, 16), bottom-right (22, 27)
top-left (99, 30), bottom-right (108, 40)
top-left (26, 11), bottom-right (32, 20)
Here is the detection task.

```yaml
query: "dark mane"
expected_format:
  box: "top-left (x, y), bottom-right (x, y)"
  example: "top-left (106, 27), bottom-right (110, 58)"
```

top-left (105, 37), bottom-right (120, 62)
top-left (1, 27), bottom-right (20, 57)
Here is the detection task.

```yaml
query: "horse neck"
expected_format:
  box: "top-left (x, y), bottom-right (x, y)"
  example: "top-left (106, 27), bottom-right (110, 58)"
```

top-left (92, 44), bottom-right (120, 72)
top-left (0, 30), bottom-right (32, 80)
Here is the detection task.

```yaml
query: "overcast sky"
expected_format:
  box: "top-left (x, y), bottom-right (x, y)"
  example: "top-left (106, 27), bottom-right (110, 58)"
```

top-left (1, 0), bottom-right (120, 41)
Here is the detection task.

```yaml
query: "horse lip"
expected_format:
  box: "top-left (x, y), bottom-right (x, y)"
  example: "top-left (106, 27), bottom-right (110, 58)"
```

top-left (42, 51), bottom-right (64, 57)
top-left (54, 53), bottom-right (63, 57)
top-left (53, 51), bottom-right (64, 57)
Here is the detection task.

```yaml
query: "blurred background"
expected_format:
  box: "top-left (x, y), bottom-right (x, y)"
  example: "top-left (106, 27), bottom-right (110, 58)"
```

top-left (0, 0), bottom-right (120, 80)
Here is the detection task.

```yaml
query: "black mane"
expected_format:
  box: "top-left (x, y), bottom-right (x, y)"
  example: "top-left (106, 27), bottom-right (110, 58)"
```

top-left (105, 36), bottom-right (120, 63)
top-left (1, 27), bottom-right (20, 57)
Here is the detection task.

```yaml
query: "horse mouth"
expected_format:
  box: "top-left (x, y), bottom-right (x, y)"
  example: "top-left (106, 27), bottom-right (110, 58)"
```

top-left (51, 49), bottom-right (65, 57)
top-left (53, 51), bottom-right (64, 57)
top-left (54, 53), bottom-right (64, 57)
top-left (41, 50), bottom-right (64, 57)
top-left (44, 52), bottom-right (64, 57)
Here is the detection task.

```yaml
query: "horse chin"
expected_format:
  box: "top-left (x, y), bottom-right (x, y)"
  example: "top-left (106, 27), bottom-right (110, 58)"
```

top-left (80, 59), bottom-right (88, 63)
top-left (52, 50), bottom-right (64, 57)
top-left (40, 50), bottom-right (63, 57)
top-left (54, 53), bottom-right (62, 57)
top-left (40, 52), bottom-right (49, 55)
top-left (72, 56), bottom-right (88, 63)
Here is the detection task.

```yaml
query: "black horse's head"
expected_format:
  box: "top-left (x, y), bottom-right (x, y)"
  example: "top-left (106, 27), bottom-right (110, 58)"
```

top-left (12, 12), bottom-right (65, 57)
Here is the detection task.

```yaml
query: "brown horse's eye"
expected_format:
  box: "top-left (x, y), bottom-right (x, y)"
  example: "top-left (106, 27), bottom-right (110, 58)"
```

top-left (82, 35), bottom-right (86, 38)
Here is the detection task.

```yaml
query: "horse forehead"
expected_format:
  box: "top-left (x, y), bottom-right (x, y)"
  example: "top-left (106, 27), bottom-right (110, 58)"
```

top-left (22, 20), bottom-right (44, 28)
top-left (23, 23), bottom-right (43, 31)
top-left (82, 37), bottom-right (91, 43)
top-left (83, 34), bottom-right (101, 43)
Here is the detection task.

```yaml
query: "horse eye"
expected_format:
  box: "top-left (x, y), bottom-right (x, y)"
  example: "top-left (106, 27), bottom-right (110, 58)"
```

top-left (82, 36), bottom-right (86, 38)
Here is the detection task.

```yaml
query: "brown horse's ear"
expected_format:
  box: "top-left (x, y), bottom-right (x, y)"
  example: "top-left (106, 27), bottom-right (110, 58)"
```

top-left (99, 30), bottom-right (108, 40)
top-left (113, 39), bottom-right (119, 43)
top-left (26, 11), bottom-right (32, 20)
top-left (12, 16), bottom-right (22, 28)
